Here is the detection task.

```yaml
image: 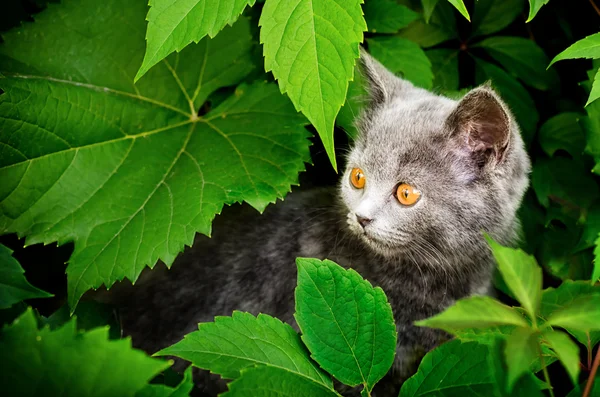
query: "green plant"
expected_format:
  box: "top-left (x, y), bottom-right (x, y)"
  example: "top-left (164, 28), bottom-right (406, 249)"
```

top-left (1, 0), bottom-right (600, 396)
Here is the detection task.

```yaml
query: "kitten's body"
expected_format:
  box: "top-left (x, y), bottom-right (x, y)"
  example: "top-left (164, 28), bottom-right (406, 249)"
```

top-left (115, 54), bottom-right (530, 395)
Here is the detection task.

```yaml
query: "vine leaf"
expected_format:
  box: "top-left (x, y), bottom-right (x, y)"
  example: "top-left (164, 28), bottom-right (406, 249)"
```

top-left (446, 0), bottom-right (470, 21)
top-left (157, 311), bottom-right (332, 387)
top-left (504, 327), bottom-right (538, 392)
top-left (363, 0), bottom-right (419, 34)
top-left (541, 329), bottom-right (580, 385)
top-left (537, 112), bottom-right (585, 159)
top-left (135, 0), bottom-right (256, 81)
top-left (259, 0), bottom-right (366, 170)
top-left (135, 367), bottom-right (194, 397)
top-left (0, 243), bottom-right (52, 309)
top-left (1, 308), bottom-right (170, 397)
top-left (0, 0), bottom-right (310, 311)
top-left (588, 67), bottom-right (600, 106)
top-left (545, 293), bottom-right (600, 331)
top-left (527, 0), bottom-right (550, 22)
top-left (471, 0), bottom-right (524, 39)
top-left (594, 234), bottom-right (600, 282)
top-left (548, 32), bottom-right (600, 67)
top-left (294, 258), bottom-right (396, 393)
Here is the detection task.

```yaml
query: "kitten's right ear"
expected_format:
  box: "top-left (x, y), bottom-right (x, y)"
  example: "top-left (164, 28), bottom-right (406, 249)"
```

top-left (359, 49), bottom-right (399, 107)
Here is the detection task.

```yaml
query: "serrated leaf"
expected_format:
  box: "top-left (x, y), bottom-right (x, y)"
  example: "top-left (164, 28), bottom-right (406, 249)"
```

top-left (0, 243), bottom-right (52, 309)
top-left (538, 112), bottom-right (585, 158)
top-left (367, 37), bottom-right (433, 89)
top-left (545, 293), bottom-right (600, 331)
top-left (540, 280), bottom-right (600, 346)
top-left (526, 0), bottom-right (549, 22)
top-left (587, 67), bottom-right (600, 106)
top-left (157, 311), bottom-right (332, 387)
top-left (541, 329), bottom-right (579, 385)
top-left (399, 1), bottom-right (458, 48)
top-left (0, 2), bottom-right (311, 310)
top-left (42, 300), bottom-right (121, 340)
top-left (1, 308), bottom-right (170, 397)
top-left (416, 296), bottom-right (528, 333)
top-left (471, 0), bottom-right (524, 38)
top-left (135, 0), bottom-right (256, 81)
top-left (400, 340), bottom-right (496, 397)
top-left (473, 57), bottom-right (538, 144)
top-left (422, 0), bottom-right (440, 23)
top-left (549, 33), bottom-right (600, 67)
top-left (364, 0), bottom-right (419, 33)
top-left (136, 367), bottom-right (193, 397)
top-left (446, 0), bottom-right (470, 21)
top-left (504, 327), bottom-right (538, 392)
top-left (426, 48), bottom-right (459, 91)
top-left (259, 0), bottom-right (366, 169)
top-left (295, 258), bottom-right (396, 392)
top-left (486, 237), bottom-right (542, 319)
top-left (475, 36), bottom-right (557, 91)
top-left (221, 365), bottom-right (339, 397)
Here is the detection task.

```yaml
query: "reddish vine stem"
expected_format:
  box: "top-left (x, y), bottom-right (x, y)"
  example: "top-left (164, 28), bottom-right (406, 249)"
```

top-left (591, 0), bottom-right (600, 17)
top-left (583, 345), bottom-right (600, 397)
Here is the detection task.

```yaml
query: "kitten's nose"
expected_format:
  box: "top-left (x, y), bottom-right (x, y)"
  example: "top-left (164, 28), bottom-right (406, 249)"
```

top-left (356, 214), bottom-right (372, 228)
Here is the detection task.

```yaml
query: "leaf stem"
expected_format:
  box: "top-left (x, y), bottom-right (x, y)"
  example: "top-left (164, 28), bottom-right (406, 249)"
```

top-left (583, 345), bottom-right (600, 397)
top-left (538, 345), bottom-right (555, 397)
top-left (590, 0), bottom-right (600, 17)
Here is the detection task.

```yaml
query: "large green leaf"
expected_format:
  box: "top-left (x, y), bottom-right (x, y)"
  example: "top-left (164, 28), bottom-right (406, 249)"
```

top-left (157, 311), bottom-right (332, 387)
top-left (541, 329), bottom-right (580, 385)
top-left (0, 243), bottom-right (51, 309)
top-left (259, 0), bottom-right (366, 169)
top-left (471, 0), bottom-right (524, 38)
top-left (363, 0), bottom-right (419, 34)
top-left (1, 308), bottom-right (170, 397)
top-left (367, 37), bottom-right (433, 89)
top-left (135, 0), bottom-right (256, 81)
top-left (399, 1), bottom-right (458, 48)
top-left (545, 293), bottom-right (600, 332)
top-left (473, 57), bottom-right (538, 144)
top-left (526, 0), bottom-right (549, 22)
top-left (0, 1), bottom-right (311, 310)
top-left (136, 367), bottom-right (193, 397)
top-left (416, 296), bottom-right (528, 332)
top-left (294, 258), bottom-right (396, 392)
top-left (540, 280), bottom-right (600, 347)
top-left (538, 112), bottom-right (585, 158)
top-left (475, 36), bottom-right (557, 91)
top-left (549, 32), bottom-right (600, 67)
top-left (504, 327), bottom-right (538, 392)
top-left (221, 365), bottom-right (339, 397)
top-left (426, 48), bottom-right (459, 91)
top-left (446, 0), bottom-right (470, 21)
top-left (486, 237), bottom-right (542, 320)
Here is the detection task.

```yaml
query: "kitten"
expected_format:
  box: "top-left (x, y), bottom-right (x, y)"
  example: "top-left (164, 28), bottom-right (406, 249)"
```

top-left (114, 52), bottom-right (530, 395)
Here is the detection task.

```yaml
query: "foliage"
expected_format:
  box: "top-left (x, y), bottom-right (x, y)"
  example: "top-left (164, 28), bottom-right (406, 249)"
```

top-left (1, 0), bottom-right (600, 396)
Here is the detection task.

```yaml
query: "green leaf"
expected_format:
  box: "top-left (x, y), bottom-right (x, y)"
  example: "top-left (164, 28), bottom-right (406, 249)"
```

top-left (538, 112), bottom-right (585, 158)
top-left (367, 37), bottom-right (433, 89)
top-left (473, 57), bottom-right (538, 144)
top-left (1, 308), bottom-right (170, 397)
top-left (0, 243), bottom-right (51, 309)
top-left (532, 157), bottom-right (600, 210)
top-left (475, 36), bottom-right (557, 91)
top-left (587, 67), bottom-right (600, 106)
top-left (416, 296), bottom-right (528, 333)
top-left (221, 365), bottom-right (340, 397)
top-left (545, 293), bottom-right (600, 332)
top-left (504, 327), bottom-right (538, 392)
top-left (294, 258), bottom-right (396, 392)
top-left (363, 0), bottom-right (419, 33)
top-left (446, 0), bottom-right (470, 21)
top-left (541, 329), bottom-right (579, 385)
top-left (540, 280), bottom-right (600, 346)
top-left (549, 33), bottom-right (600, 67)
top-left (426, 49), bottom-right (459, 91)
top-left (42, 300), bottom-right (121, 340)
top-left (136, 367), bottom-right (194, 397)
top-left (260, 0), bottom-right (366, 169)
top-left (157, 311), bottom-right (332, 386)
top-left (135, 0), bottom-right (256, 81)
top-left (453, 324), bottom-right (516, 344)
top-left (575, 203), bottom-right (600, 252)
top-left (594, 234), bottom-right (600, 282)
top-left (400, 340), bottom-right (496, 396)
top-left (422, 0), bottom-right (440, 23)
top-left (527, 0), bottom-right (550, 22)
top-left (486, 237), bottom-right (542, 320)
top-left (471, 0), bottom-right (525, 38)
top-left (399, 1), bottom-right (458, 48)
top-left (0, 2), bottom-right (311, 310)
top-left (583, 86), bottom-right (600, 173)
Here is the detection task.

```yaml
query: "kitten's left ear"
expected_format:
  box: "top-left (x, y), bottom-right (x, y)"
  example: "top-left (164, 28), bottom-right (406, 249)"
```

top-left (446, 86), bottom-right (511, 166)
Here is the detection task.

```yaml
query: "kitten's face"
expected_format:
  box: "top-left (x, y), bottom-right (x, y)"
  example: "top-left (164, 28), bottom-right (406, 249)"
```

top-left (339, 54), bottom-right (530, 263)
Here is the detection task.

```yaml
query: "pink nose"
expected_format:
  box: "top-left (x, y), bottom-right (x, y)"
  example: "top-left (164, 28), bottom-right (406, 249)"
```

top-left (356, 215), bottom-right (372, 228)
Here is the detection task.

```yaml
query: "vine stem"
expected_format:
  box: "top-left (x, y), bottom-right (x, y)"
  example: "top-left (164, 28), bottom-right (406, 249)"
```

top-left (591, 0), bottom-right (600, 17)
top-left (583, 345), bottom-right (600, 397)
top-left (538, 345), bottom-right (555, 397)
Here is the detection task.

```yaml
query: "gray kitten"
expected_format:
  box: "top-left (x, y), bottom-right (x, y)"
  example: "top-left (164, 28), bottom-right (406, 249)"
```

top-left (112, 52), bottom-right (530, 395)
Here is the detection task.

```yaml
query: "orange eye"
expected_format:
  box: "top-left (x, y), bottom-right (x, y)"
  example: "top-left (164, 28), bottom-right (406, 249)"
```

top-left (350, 168), bottom-right (366, 189)
top-left (396, 183), bottom-right (421, 206)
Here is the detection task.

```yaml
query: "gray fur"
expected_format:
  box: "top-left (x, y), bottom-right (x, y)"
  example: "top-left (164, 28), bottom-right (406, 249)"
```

top-left (110, 52), bottom-right (530, 396)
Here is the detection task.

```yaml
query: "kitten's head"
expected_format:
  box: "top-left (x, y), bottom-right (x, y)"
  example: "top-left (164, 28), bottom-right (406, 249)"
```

top-left (340, 52), bottom-right (530, 265)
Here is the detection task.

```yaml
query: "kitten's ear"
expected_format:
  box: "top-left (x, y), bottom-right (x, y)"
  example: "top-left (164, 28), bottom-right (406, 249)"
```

top-left (358, 49), bottom-right (400, 106)
top-left (447, 86), bottom-right (511, 166)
